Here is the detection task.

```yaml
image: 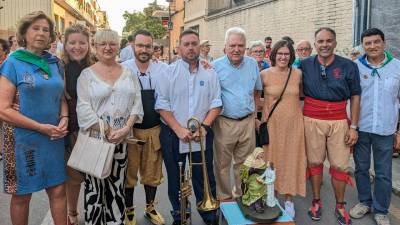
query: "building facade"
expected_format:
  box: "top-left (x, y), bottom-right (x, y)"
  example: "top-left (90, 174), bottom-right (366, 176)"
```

top-left (169, 0), bottom-right (185, 55)
top-left (180, 0), bottom-right (353, 58)
top-left (0, 0), bottom-right (107, 39)
top-left (354, 0), bottom-right (400, 58)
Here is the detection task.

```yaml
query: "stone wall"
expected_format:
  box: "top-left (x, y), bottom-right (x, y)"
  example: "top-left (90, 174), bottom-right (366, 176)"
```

top-left (204, 0), bottom-right (354, 59)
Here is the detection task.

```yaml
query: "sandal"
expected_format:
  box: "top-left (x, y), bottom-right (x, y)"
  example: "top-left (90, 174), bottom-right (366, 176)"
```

top-left (67, 211), bottom-right (79, 225)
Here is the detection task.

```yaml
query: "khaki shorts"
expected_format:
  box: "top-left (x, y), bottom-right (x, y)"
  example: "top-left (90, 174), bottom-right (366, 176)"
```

top-left (65, 131), bottom-right (85, 185)
top-left (304, 116), bottom-right (350, 171)
top-left (126, 125), bottom-right (163, 187)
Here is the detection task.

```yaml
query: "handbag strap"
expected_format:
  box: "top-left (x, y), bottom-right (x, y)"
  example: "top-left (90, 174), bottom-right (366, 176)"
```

top-left (98, 119), bottom-right (106, 140)
top-left (265, 67), bottom-right (292, 123)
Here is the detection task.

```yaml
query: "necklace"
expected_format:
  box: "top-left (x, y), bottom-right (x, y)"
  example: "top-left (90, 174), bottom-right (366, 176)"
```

top-left (99, 62), bottom-right (118, 75)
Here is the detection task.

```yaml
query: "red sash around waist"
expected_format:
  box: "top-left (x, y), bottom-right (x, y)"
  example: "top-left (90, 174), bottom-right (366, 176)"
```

top-left (303, 97), bottom-right (347, 120)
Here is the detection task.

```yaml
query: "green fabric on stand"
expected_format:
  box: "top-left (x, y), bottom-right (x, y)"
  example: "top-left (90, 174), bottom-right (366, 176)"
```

top-left (240, 164), bottom-right (267, 206)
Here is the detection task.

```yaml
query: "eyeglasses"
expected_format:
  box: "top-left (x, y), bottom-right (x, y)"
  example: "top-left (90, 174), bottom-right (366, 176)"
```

top-left (296, 48), bottom-right (311, 52)
top-left (252, 50), bottom-right (265, 54)
top-left (135, 44), bottom-right (152, 50)
top-left (96, 42), bottom-right (118, 48)
top-left (276, 52), bottom-right (291, 57)
top-left (320, 65), bottom-right (327, 80)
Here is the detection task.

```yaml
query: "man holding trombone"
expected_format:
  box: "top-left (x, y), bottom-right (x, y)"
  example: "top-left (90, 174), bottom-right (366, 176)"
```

top-left (155, 29), bottom-right (222, 225)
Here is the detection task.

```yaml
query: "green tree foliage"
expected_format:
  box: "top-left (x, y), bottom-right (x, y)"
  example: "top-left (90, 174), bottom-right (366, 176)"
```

top-left (122, 3), bottom-right (167, 39)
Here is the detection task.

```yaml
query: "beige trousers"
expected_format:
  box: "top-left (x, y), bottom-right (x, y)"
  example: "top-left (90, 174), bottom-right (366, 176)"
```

top-left (126, 125), bottom-right (163, 187)
top-left (213, 115), bottom-right (255, 200)
top-left (304, 116), bottom-right (350, 171)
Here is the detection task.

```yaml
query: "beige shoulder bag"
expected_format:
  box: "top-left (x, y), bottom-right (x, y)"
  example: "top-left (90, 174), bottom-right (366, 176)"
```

top-left (67, 119), bottom-right (116, 179)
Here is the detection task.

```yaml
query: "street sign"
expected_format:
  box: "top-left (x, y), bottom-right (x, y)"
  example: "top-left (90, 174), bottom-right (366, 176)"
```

top-left (168, 21), bottom-right (173, 30)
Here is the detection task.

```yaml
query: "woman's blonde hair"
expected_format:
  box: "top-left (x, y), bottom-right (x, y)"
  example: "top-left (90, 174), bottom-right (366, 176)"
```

top-left (93, 29), bottom-right (119, 49)
top-left (16, 11), bottom-right (56, 47)
top-left (62, 24), bottom-right (94, 66)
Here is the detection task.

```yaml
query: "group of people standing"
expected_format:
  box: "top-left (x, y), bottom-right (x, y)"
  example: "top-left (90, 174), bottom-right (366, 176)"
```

top-left (0, 10), bottom-right (399, 225)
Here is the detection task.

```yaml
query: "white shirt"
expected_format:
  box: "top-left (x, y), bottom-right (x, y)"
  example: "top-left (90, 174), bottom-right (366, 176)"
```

top-left (356, 56), bottom-right (400, 135)
top-left (155, 59), bottom-right (222, 153)
top-left (77, 67), bottom-right (143, 131)
top-left (121, 59), bottom-right (168, 90)
top-left (119, 45), bottom-right (135, 63)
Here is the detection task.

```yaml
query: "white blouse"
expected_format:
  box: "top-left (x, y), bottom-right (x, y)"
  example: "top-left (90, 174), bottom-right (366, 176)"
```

top-left (77, 67), bottom-right (143, 131)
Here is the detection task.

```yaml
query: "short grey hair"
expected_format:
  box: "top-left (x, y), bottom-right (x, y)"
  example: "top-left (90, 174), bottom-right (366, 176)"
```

top-left (248, 40), bottom-right (265, 52)
top-left (93, 29), bottom-right (119, 47)
top-left (225, 27), bottom-right (246, 44)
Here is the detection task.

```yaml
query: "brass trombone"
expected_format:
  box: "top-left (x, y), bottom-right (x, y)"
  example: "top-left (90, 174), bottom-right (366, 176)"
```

top-left (179, 117), bottom-right (219, 224)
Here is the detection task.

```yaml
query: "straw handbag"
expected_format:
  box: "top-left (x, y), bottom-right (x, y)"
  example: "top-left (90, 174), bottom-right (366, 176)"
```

top-left (67, 119), bottom-right (116, 179)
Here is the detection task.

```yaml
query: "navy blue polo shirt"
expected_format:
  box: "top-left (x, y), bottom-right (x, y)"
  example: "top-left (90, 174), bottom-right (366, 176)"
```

top-left (301, 55), bottom-right (361, 101)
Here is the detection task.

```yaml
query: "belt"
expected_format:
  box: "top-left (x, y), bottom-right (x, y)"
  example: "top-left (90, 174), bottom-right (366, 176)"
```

top-left (221, 114), bottom-right (253, 121)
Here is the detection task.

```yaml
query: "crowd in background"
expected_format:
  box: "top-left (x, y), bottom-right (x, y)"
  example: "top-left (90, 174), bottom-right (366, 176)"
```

top-left (0, 10), bottom-right (400, 225)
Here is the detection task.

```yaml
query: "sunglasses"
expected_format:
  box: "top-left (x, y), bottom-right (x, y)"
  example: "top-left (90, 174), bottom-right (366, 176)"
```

top-left (320, 65), bottom-right (327, 80)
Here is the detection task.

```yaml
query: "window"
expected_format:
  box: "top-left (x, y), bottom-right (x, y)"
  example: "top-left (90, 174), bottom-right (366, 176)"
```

top-left (60, 17), bottom-right (65, 33)
top-left (54, 15), bottom-right (60, 33)
top-left (189, 25), bottom-right (199, 35)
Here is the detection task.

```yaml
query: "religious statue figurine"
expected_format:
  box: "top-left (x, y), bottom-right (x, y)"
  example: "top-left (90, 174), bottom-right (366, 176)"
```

top-left (237, 148), bottom-right (281, 223)
top-left (257, 161), bottom-right (277, 207)
top-left (239, 147), bottom-right (267, 213)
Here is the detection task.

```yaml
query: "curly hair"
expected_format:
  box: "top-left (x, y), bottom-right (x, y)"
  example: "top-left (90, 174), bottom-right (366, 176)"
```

top-left (269, 40), bottom-right (296, 67)
top-left (62, 24), bottom-right (94, 66)
top-left (16, 11), bottom-right (56, 48)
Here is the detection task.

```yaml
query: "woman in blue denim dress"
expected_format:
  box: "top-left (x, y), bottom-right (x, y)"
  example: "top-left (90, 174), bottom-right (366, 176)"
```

top-left (0, 11), bottom-right (68, 225)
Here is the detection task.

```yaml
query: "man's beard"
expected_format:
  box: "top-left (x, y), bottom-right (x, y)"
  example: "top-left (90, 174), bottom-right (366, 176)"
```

top-left (135, 52), bottom-right (151, 63)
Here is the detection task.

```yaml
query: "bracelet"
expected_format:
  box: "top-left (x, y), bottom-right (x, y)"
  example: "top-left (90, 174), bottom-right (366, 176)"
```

top-left (60, 115), bottom-right (69, 119)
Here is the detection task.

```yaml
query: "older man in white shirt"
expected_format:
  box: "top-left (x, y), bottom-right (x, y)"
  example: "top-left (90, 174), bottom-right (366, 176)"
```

top-left (155, 29), bottom-right (222, 225)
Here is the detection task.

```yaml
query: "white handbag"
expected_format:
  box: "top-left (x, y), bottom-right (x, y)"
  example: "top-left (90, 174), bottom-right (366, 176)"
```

top-left (67, 119), bottom-right (116, 179)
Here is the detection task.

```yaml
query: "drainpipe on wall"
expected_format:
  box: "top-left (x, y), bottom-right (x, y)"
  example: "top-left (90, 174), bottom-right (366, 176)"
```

top-left (352, 0), bottom-right (358, 46)
top-left (366, 0), bottom-right (371, 28)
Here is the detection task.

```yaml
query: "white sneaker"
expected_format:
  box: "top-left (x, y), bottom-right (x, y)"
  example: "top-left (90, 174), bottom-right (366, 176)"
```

top-left (350, 203), bottom-right (370, 219)
top-left (284, 201), bottom-right (295, 219)
top-left (374, 214), bottom-right (390, 225)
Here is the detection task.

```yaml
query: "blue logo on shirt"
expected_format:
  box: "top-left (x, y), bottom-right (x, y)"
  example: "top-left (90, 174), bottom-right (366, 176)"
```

top-left (200, 81), bottom-right (205, 86)
top-left (23, 73), bottom-right (35, 88)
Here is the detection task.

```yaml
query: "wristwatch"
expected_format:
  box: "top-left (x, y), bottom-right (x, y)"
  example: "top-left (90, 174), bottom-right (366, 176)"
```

top-left (201, 123), bottom-right (212, 134)
top-left (350, 124), bottom-right (359, 131)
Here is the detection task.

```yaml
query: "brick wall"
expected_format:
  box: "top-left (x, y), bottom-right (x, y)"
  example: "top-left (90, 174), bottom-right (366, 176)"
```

top-left (204, 0), bottom-right (354, 58)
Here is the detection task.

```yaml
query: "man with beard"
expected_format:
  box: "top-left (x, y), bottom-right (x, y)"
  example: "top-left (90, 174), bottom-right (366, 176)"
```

top-left (301, 27), bottom-right (361, 225)
top-left (155, 29), bottom-right (222, 225)
top-left (121, 30), bottom-right (168, 225)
